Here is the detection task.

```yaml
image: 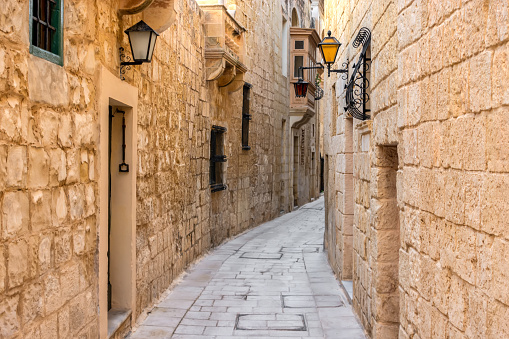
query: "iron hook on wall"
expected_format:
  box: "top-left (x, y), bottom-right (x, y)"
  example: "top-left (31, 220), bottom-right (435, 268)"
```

top-left (116, 109), bottom-right (130, 173)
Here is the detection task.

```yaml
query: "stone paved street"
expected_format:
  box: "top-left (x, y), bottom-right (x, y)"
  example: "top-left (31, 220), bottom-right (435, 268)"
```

top-left (128, 197), bottom-right (365, 339)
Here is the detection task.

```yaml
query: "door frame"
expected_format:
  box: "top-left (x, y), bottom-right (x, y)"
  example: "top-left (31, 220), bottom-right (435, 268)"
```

top-left (98, 66), bottom-right (138, 338)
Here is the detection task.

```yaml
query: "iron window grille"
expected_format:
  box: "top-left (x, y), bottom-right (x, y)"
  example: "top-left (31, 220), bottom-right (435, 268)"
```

top-left (242, 83), bottom-right (252, 150)
top-left (30, 0), bottom-right (64, 65)
top-left (210, 125), bottom-right (227, 192)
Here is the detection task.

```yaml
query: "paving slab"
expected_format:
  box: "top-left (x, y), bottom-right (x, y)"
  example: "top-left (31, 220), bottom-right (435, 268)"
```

top-left (127, 197), bottom-right (366, 338)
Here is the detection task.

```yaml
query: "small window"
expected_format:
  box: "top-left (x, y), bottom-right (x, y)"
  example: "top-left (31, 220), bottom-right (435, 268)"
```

top-left (210, 126), bottom-right (227, 192)
top-left (242, 83), bottom-right (252, 150)
top-left (294, 55), bottom-right (303, 77)
top-left (295, 41), bottom-right (304, 49)
top-left (30, 0), bottom-right (64, 66)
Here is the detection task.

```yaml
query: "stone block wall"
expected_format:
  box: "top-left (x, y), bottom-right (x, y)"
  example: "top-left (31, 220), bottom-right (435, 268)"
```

top-left (0, 0), bottom-right (306, 338)
top-left (0, 0), bottom-right (99, 337)
top-left (324, 0), bottom-right (509, 338)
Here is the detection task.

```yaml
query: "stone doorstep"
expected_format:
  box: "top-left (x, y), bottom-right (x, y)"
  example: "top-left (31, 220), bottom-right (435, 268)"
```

top-left (107, 309), bottom-right (131, 339)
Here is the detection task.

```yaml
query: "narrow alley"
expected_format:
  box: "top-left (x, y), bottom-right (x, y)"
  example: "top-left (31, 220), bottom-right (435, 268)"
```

top-left (128, 198), bottom-right (365, 339)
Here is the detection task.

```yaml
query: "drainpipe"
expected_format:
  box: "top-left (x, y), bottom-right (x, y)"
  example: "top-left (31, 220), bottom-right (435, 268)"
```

top-left (118, 0), bottom-right (155, 16)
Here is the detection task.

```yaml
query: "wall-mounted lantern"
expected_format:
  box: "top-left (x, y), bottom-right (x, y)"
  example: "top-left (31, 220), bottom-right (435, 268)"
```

top-left (292, 30), bottom-right (349, 98)
top-left (293, 77), bottom-right (310, 98)
top-left (317, 31), bottom-right (349, 77)
top-left (119, 20), bottom-right (159, 80)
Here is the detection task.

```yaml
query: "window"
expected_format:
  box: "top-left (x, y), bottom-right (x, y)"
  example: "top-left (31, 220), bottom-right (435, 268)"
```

top-left (295, 41), bottom-right (304, 49)
top-left (242, 83), bottom-right (252, 150)
top-left (291, 8), bottom-right (299, 27)
top-left (282, 17), bottom-right (288, 76)
top-left (210, 126), bottom-right (227, 192)
top-left (294, 55), bottom-right (303, 77)
top-left (30, 0), bottom-right (64, 65)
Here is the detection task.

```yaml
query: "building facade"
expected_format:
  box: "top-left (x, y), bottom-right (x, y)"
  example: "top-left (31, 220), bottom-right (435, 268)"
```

top-left (323, 0), bottom-right (509, 338)
top-left (0, 0), bottom-right (322, 338)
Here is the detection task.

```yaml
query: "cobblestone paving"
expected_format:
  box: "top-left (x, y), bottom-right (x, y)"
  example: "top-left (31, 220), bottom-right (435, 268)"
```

top-left (128, 197), bottom-right (366, 338)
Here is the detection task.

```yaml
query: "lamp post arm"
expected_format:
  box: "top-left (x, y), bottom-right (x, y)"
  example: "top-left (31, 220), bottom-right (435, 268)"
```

top-left (120, 61), bottom-right (143, 66)
top-left (326, 60), bottom-right (349, 78)
top-left (297, 63), bottom-right (325, 80)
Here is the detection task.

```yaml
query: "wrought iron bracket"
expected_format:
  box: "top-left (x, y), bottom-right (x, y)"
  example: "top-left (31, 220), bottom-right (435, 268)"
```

top-left (344, 27), bottom-right (371, 121)
top-left (296, 64), bottom-right (324, 80)
top-left (119, 47), bottom-right (142, 81)
top-left (327, 62), bottom-right (349, 79)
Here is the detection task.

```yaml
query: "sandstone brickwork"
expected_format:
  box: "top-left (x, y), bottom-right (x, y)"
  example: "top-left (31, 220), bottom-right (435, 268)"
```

top-left (0, 0), bottom-right (321, 338)
top-left (323, 0), bottom-right (509, 338)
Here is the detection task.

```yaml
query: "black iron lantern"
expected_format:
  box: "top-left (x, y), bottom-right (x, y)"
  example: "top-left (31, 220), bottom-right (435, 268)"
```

top-left (125, 20), bottom-right (159, 63)
top-left (293, 78), bottom-right (309, 98)
top-left (318, 31), bottom-right (341, 66)
top-left (119, 20), bottom-right (159, 80)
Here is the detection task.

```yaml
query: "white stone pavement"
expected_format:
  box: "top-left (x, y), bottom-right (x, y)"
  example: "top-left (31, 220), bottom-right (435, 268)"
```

top-left (128, 197), bottom-right (366, 339)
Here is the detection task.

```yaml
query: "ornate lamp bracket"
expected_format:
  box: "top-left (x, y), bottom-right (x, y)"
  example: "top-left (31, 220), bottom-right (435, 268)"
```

top-left (344, 27), bottom-right (371, 121)
top-left (119, 47), bottom-right (142, 81)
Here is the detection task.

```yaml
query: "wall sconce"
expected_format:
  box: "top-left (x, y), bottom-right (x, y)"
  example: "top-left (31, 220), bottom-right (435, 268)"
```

top-left (119, 20), bottom-right (159, 80)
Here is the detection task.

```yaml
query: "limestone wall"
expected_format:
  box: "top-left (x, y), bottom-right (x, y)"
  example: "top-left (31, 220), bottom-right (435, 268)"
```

top-left (324, 0), bottom-right (509, 338)
top-left (0, 0), bottom-right (300, 338)
top-left (0, 0), bottom-right (100, 337)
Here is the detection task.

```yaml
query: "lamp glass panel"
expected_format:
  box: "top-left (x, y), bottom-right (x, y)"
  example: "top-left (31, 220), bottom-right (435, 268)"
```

top-left (129, 31), bottom-right (151, 61)
top-left (294, 82), bottom-right (308, 97)
top-left (320, 44), bottom-right (339, 64)
top-left (147, 32), bottom-right (158, 61)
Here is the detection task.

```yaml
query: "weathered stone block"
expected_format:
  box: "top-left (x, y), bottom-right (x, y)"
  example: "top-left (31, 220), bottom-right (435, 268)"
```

top-left (21, 282), bottom-right (43, 326)
top-left (31, 190), bottom-right (51, 232)
top-left (7, 239), bottom-right (28, 288)
top-left (448, 275), bottom-right (468, 331)
top-left (490, 238), bottom-right (509, 305)
top-left (0, 294), bottom-right (20, 338)
top-left (486, 298), bottom-right (509, 338)
top-left (40, 312), bottom-right (58, 339)
top-left (481, 174), bottom-right (509, 238)
top-left (443, 170), bottom-right (465, 225)
top-left (486, 108), bottom-right (509, 172)
top-left (68, 185), bottom-right (85, 221)
top-left (28, 55), bottom-right (69, 106)
top-left (470, 51), bottom-right (492, 113)
top-left (54, 230), bottom-right (72, 265)
top-left (61, 263), bottom-right (81, 301)
top-left (28, 147), bottom-right (50, 188)
top-left (373, 291), bottom-right (399, 323)
top-left (2, 191), bottom-right (29, 238)
top-left (6, 145), bottom-right (26, 187)
top-left (449, 62), bottom-right (469, 118)
top-left (52, 187), bottom-right (68, 226)
top-left (44, 273), bottom-right (62, 314)
top-left (492, 44), bottom-right (509, 107)
top-left (49, 148), bottom-right (67, 186)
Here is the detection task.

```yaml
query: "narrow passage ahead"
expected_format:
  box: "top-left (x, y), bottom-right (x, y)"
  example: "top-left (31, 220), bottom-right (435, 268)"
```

top-left (128, 197), bottom-right (366, 338)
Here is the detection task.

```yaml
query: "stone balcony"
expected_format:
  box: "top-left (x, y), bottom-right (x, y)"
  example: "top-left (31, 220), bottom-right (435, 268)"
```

top-left (197, 1), bottom-right (247, 92)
